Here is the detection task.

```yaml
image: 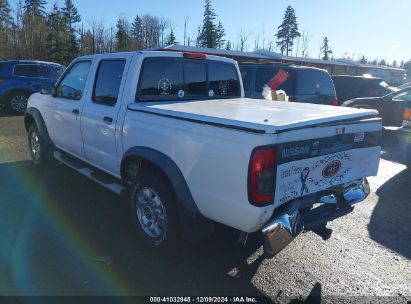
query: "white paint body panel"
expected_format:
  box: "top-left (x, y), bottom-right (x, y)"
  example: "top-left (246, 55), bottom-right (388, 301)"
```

top-left (27, 51), bottom-right (382, 233)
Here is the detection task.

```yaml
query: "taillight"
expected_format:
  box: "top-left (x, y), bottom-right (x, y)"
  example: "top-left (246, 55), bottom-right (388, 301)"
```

top-left (0, 78), bottom-right (4, 85)
top-left (183, 52), bottom-right (207, 59)
top-left (248, 146), bottom-right (276, 205)
top-left (333, 97), bottom-right (338, 106)
top-left (403, 108), bottom-right (411, 128)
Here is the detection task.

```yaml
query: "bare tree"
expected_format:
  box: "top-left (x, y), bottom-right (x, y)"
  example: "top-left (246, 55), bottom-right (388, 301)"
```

top-left (159, 17), bottom-right (168, 46)
top-left (301, 31), bottom-right (310, 58)
top-left (254, 33), bottom-right (259, 50)
top-left (183, 16), bottom-right (189, 46)
top-left (294, 36), bottom-right (300, 57)
top-left (237, 29), bottom-right (248, 52)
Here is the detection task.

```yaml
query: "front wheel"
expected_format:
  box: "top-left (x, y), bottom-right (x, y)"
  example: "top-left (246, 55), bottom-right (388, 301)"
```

top-left (129, 171), bottom-right (181, 250)
top-left (28, 123), bottom-right (51, 167)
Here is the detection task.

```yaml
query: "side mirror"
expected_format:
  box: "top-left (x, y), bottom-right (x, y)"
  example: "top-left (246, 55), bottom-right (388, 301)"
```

top-left (40, 82), bottom-right (56, 96)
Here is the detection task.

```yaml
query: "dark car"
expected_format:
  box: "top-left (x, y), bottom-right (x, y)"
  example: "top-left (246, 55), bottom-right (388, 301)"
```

top-left (342, 86), bottom-right (411, 126)
top-left (0, 60), bottom-right (64, 114)
top-left (239, 63), bottom-right (337, 106)
top-left (332, 75), bottom-right (397, 103)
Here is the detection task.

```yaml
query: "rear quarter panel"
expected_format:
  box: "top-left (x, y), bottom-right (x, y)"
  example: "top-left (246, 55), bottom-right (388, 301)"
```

top-left (122, 111), bottom-right (275, 233)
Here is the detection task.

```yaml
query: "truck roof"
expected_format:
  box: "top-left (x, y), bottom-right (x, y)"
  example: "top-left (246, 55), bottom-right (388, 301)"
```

top-left (76, 51), bottom-right (237, 65)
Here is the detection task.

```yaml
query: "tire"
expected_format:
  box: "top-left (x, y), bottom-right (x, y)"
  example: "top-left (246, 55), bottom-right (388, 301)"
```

top-left (129, 170), bottom-right (181, 250)
top-left (8, 91), bottom-right (30, 114)
top-left (28, 123), bottom-right (52, 167)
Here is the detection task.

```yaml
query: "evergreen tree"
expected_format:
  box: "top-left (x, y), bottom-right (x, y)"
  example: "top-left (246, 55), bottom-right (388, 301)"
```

top-left (166, 28), bottom-right (176, 45)
top-left (403, 60), bottom-right (411, 76)
top-left (0, 0), bottom-right (12, 58)
top-left (46, 4), bottom-right (70, 64)
top-left (131, 15), bottom-right (143, 49)
top-left (0, 0), bottom-right (12, 29)
top-left (400, 60), bottom-right (405, 68)
top-left (23, 0), bottom-right (46, 17)
top-left (320, 37), bottom-right (332, 60)
top-left (225, 40), bottom-right (232, 50)
top-left (116, 17), bottom-right (129, 51)
top-left (378, 59), bottom-right (386, 66)
top-left (199, 0), bottom-right (217, 48)
top-left (216, 21), bottom-right (225, 49)
top-left (62, 0), bottom-right (81, 60)
top-left (359, 55), bottom-right (368, 64)
top-left (62, 0), bottom-right (80, 31)
top-left (275, 5), bottom-right (300, 56)
top-left (392, 60), bottom-right (398, 68)
top-left (23, 0), bottom-right (48, 59)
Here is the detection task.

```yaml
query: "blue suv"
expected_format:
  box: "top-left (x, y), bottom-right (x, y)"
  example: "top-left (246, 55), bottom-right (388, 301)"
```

top-left (0, 60), bottom-right (64, 114)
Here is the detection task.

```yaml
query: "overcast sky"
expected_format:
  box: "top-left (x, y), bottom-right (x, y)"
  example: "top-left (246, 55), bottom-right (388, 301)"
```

top-left (41, 0), bottom-right (411, 63)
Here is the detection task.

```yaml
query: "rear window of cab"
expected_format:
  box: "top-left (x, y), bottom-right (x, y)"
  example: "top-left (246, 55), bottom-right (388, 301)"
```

top-left (137, 58), bottom-right (241, 101)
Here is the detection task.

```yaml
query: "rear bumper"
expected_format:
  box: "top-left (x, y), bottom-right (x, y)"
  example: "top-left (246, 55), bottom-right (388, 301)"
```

top-left (262, 178), bottom-right (370, 258)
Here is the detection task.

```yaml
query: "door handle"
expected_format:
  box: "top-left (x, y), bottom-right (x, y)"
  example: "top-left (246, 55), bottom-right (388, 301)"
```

top-left (103, 116), bottom-right (113, 124)
top-left (72, 109), bottom-right (79, 115)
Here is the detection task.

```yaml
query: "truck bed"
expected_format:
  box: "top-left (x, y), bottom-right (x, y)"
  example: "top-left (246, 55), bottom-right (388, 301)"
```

top-left (127, 98), bottom-right (379, 134)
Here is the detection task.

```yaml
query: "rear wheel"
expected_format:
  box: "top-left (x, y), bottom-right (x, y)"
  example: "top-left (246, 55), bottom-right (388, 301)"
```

top-left (8, 92), bottom-right (29, 114)
top-left (129, 170), bottom-right (181, 250)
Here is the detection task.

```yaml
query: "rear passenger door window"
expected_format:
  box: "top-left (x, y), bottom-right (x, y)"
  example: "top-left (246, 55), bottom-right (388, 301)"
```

top-left (93, 60), bottom-right (126, 106)
top-left (14, 64), bottom-right (40, 78)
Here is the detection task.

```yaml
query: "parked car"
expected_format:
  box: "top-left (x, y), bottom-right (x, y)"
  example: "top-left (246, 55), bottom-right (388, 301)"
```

top-left (239, 63), bottom-right (338, 106)
top-left (332, 75), bottom-right (398, 103)
top-left (342, 86), bottom-right (411, 127)
top-left (0, 60), bottom-right (64, 114)
top-left (25, 51), bottom-right (381, 258)
top-left (397, 108), bottom-right (411, 167)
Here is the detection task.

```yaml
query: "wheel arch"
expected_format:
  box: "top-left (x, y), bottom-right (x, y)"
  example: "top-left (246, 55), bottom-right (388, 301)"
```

top-left (121, 146), bottom-right (214, 242)
top-left (121, 146), bottom-right (198, 214)
top-left (24, 107), bottom-right (53, 145)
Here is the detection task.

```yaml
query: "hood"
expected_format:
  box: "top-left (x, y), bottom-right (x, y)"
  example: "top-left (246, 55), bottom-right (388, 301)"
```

top-left (128, 98), bottom-right (379, 134)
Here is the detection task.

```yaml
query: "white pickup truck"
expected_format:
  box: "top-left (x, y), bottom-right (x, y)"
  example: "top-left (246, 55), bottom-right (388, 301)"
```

top-left (24, 51), bottom-right (381, 257)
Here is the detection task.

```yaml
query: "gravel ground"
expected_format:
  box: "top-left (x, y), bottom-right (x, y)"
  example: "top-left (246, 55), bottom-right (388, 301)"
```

top-left (0, 110), bottom-right (409, 303)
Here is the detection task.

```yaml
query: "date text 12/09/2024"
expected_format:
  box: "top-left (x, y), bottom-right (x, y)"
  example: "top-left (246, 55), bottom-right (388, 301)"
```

top-left (149, 296), bottom-right (261, 303)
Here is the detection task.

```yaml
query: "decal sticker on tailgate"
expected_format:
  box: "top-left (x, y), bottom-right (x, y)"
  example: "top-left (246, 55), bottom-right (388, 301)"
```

top-left (274, 132), bottom-right (381, 207)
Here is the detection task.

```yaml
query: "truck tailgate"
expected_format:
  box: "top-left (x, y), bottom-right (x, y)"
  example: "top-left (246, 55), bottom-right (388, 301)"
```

top-left (274, 130), bottom-right (381, 207)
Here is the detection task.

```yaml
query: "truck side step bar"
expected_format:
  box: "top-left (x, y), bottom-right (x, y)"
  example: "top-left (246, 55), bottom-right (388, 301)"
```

top-left (53, 151), bottom-right (126, 195)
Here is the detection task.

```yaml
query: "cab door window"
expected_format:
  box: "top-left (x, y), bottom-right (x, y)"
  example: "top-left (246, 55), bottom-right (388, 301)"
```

top-left (55, 61), bottom-right (92, 100)
top-left (93, 60), bottom-right (126, 106)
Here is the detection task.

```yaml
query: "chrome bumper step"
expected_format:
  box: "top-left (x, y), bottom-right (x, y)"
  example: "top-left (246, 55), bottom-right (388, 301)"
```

top-left (262, 178), bottom-right (370, 258)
